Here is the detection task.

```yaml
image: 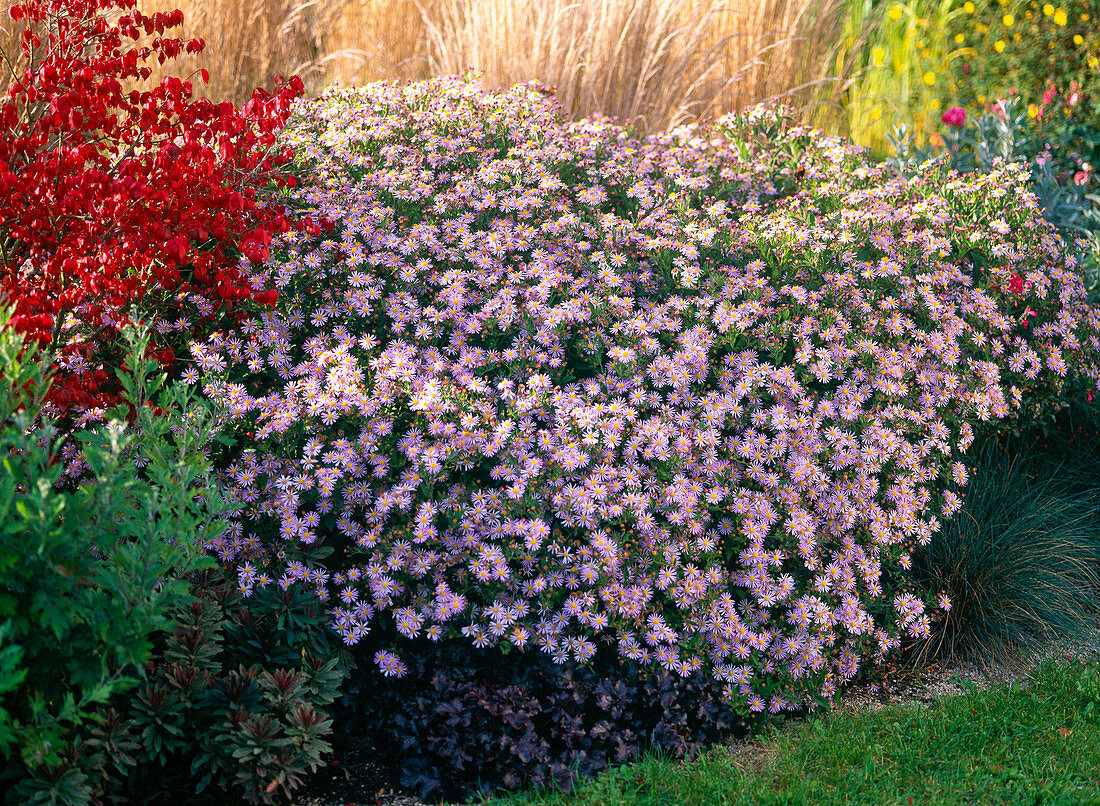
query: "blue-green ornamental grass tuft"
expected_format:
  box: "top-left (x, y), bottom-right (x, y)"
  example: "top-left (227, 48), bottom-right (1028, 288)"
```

top-left (901, 433), bottom-right (1100, 670)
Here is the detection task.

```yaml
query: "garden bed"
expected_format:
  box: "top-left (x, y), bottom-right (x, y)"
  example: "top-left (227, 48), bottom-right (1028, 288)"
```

top-left (3, 3), bottom-right (1100, 800)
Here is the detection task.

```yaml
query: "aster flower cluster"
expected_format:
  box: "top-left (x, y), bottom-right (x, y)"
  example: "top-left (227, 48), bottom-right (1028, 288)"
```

top-left (190, 77), bottom-right (1100, 714)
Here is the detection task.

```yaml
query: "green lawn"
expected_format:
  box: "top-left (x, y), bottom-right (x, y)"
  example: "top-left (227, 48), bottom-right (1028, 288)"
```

top-left (479, 658), bottom-right (1100, 806)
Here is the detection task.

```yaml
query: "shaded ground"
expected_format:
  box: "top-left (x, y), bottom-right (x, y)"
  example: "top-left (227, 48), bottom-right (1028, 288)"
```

top-left (294, 731), bottom-right (430, 806)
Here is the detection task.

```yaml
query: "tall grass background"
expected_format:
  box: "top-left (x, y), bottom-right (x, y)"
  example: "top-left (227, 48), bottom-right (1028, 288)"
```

top-left (0, 0), bottom-right (900, 137)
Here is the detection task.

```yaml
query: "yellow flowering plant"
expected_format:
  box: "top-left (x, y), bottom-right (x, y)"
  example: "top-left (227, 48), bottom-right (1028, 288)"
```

top-left (832, 0), bottom-right (970, 152)
top-left (948, 0), bottom-right (1099, 173)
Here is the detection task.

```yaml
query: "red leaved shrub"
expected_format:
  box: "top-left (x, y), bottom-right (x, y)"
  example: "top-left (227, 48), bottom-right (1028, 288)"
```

top-left (0, 0), bottom-right (316, 413)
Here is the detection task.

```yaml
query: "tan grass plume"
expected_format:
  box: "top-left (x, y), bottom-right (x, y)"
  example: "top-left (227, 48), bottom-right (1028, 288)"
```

top-left (0, 0), bottom-right (865, 135)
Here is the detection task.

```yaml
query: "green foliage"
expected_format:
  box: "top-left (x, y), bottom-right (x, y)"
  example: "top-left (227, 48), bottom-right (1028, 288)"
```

top-left (900, 434), bottom-right (1100, 670)
top-left (887, 94), bottom-right (1100, 296)
top-left (998, 396), bottom-right (1100, 497)
top-left (0, 304), bottom-right (229, 803)
top-left (0, 623), bottom-right (25, 755)
top-left (888, 95), bottom-right (1090, 229)
top-left (0, 319), bottom-right (348, 806)
top-left (1078, 664), bottom-right (1100, 718)
top-left (75, 567), bottom-right (349, 805)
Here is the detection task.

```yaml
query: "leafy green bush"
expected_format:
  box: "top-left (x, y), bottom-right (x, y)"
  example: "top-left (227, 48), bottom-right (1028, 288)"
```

top-left (0, 305), bottom-right (229, 803)
top-left (987, 393), bottom-right (1100, 502)
top-left (1, 300), bottom-right (349, 803)
top-left (900, 434), bottom-right (1100, 670)
top-left (77, 567), bottom-right (348, 805)
top-left (0, 623), bottom-right (24, 761)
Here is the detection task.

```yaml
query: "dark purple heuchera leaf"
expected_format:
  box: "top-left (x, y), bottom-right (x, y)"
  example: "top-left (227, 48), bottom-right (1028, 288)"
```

top-left (400, 759), bottom-right (444, 799)
top-left (614, 729), bottom-right (638, 763)
top-left (336, 637), bottom-right (749, 801)
top-left (513, 731), bottom-right (548, 764)
top-left (595, 679), bottom-right (629, 716)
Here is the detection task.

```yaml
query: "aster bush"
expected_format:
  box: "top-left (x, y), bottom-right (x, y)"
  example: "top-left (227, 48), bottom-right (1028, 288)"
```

top-left (188, 77), bottom-right (1100, 719)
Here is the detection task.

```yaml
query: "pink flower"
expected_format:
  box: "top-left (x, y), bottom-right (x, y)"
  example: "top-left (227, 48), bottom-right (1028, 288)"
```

top-left (940, 106), bottom-right (966, 128)
top-left (1043, 84), bottom-right (1057, 106)
top-left (1074, 171), bottom-right (1089, 186)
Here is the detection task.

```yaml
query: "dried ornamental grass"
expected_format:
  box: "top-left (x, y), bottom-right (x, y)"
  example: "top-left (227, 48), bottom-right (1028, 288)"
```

top-left (322, 0), bottom-right (436, 86)
top-left (128, 78), bottom-right (1100, 718)
top-left (418, 0), bottom-right (735, 134)
top-left (418, 0), bottom-right (857, 134)
top-left (710, 0), bottom-right (853, 125)
top-left (135, 0), bottom-right (357, 103)
top-left (0, 0), bottom-right (870, 135)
